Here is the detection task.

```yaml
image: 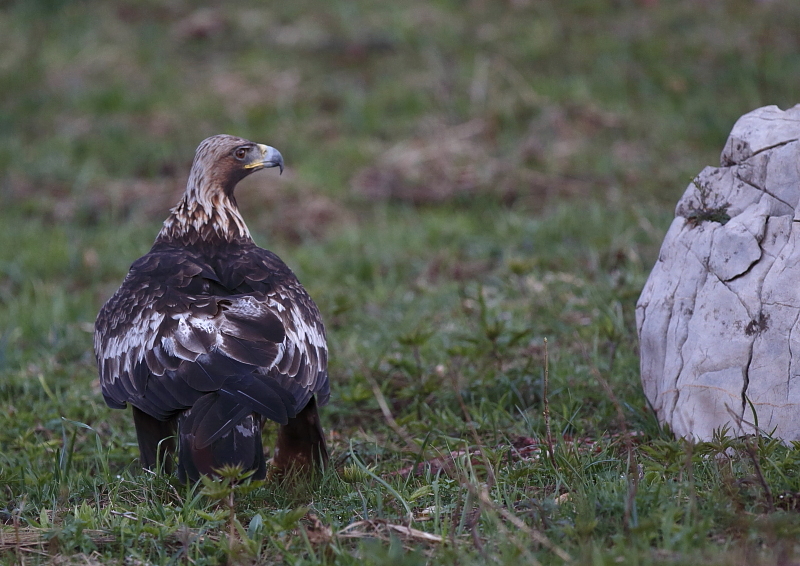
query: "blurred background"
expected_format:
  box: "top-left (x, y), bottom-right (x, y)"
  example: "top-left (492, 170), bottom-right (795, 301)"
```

top-left (2, 0), bottom-right (800, 498)
top-left (3, 0), bottom-right (800, 441)
top-left (4, 0), bottom-right (799, 226)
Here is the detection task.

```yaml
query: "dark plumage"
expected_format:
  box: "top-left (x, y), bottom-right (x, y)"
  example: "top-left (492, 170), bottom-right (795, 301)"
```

top-left (94, 135), bottom-right (329, 482)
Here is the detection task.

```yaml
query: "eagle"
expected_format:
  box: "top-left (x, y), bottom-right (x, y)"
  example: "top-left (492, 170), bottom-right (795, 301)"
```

top-left (94, 135), bottom-right (329, 482)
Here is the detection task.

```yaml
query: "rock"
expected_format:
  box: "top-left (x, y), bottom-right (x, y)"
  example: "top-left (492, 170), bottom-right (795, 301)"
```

top-left (637, 104), bottom-right (800, 440)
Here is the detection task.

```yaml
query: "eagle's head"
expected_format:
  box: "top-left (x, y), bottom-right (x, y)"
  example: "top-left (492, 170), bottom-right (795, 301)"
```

top-left (159, 135), bottom-right (284, 243)
top-left (190, 134), bottom-right (284, 197)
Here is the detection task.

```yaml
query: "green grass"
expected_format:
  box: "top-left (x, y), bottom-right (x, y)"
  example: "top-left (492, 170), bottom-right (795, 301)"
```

top-left (2, 0), bottom-right (800, 563)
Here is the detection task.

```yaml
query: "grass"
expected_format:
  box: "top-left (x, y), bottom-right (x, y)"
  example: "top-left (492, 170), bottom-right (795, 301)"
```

top-left (2, 0), bottom-right (800, 563)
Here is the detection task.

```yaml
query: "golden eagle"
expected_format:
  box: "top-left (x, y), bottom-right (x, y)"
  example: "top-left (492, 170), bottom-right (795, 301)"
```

top-left (94, 135), bottom-right (329, 482)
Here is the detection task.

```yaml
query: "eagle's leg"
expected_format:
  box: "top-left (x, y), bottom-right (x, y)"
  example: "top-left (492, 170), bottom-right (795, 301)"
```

top-left (273, 396), bottom-right (328, 475)
top-left (132, 406), bottom-right (177, 474)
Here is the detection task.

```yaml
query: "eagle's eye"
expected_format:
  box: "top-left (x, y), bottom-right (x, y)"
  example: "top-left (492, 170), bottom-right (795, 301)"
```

top-left (234, 147), bottom-right (248, 160)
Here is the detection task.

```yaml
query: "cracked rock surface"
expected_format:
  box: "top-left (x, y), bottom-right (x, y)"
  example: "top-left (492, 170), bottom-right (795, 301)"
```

top-left (637, 104), bottom-right (800, 440)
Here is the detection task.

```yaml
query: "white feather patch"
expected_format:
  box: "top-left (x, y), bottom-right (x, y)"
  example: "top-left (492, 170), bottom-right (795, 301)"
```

top-left (98, 288), bottom-right (327, 395)
top-left (97, 310), bottom-right (165, 384)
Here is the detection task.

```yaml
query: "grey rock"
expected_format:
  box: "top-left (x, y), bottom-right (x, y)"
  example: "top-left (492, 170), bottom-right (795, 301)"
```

top-left (637, 104), bottom-right (800, 440)
top-left (721, 104), bottom-right (800, 166)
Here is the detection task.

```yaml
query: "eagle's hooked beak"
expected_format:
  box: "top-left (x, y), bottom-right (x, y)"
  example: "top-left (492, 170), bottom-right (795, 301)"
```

top-left (246, 144), bottom-right (284, 174)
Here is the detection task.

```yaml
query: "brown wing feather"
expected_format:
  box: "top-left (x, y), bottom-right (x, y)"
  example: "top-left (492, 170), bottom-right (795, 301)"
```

top-left (94, 243), bottom-right (329, 442)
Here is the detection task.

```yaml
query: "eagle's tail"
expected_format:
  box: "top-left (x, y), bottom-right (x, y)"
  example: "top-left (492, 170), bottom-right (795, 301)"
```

top-left (176, 393), bottom-right (266, 483)
top-left (174, 393), bottom-right (327, 483)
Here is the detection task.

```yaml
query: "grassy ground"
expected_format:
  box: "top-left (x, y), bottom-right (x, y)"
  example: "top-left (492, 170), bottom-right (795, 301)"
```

top-left (2, 0), bottom-right (800, 564)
